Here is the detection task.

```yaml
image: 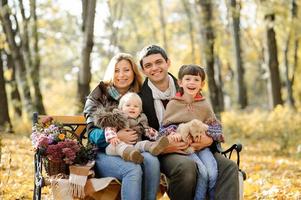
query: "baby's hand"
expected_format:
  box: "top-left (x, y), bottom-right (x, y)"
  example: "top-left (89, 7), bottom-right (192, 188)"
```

top-left (148, 128), bottom-right (157, 136)
top-left (186, 135), bottom-right (193, 144)
top-left (193, 133), bottom-right (205, 143)
top-left (168, 132), bottom-right (182, 143)
top-left (194, 136), bottom-right (202, 143)
top-left (109, 137), bottom-right (120, 146)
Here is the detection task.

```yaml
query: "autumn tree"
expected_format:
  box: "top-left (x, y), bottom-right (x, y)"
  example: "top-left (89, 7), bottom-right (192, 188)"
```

top-left (228, 0), bottom-right (248, 109)
top-left (30, 0), bottom-right (45, 114)
top-left (284, 0), bottom-right (298, 109)
top-left (197, 0), bottom-right (223, 116)
top-left (19, 0), bottom-right (45, 114)
top-left (182, 0), bottom-right (196, 63)
top-left (6, 53), bottom-right (22, 117)
top-left (264, 12), bottom-right (283, 108)
top-left (0, 0), bottom-right (33, 116)
top-left (77, 0), bottom-right (96, 110)
top-left (157, 0), bottom-right (168, 52)
top-left (0, 48), bottom-right (12, 132)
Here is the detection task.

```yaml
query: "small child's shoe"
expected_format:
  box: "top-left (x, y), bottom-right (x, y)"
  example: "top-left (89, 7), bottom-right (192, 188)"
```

top-left (122, 146), bottom-right (144, 164)
top-left (146, 136), bottom-right (169, 156)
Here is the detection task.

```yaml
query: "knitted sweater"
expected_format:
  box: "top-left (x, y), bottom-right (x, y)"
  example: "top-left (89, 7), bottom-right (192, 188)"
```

top-left (162, 93), bottom-right (224, 142)
top-left (127, 113), bottom-right (150, 141)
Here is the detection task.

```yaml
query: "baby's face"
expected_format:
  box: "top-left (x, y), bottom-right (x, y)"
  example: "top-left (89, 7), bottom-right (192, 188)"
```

top-left (121, 98), bottom-right (141, 119)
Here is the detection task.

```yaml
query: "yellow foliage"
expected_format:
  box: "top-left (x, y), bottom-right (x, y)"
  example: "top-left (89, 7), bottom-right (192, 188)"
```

top-left (1, 107), bottom-right (301, 199)
top-left (222, 106), bottom-right (301, 154)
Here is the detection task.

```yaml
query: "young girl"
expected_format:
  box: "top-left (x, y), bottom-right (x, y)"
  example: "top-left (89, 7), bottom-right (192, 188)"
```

top-left (94, 92), bottom-right (169, 164)
top-left (161, 64), bottom-right (224, 200)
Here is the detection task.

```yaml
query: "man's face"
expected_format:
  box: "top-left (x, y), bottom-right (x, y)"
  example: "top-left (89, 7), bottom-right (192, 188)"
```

top-left (141, 53), bottom-right (170, 84)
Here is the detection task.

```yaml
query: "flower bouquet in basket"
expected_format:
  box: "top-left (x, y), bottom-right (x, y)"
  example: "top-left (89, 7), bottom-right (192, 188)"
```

top-left (31, 116), bottom-right (96, 176)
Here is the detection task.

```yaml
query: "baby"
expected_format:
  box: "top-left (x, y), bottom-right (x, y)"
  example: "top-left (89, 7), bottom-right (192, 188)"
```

top-left (93, 92), bottom-right (169, 164)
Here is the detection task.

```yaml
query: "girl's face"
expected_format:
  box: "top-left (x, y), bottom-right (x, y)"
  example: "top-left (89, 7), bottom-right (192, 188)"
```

top-left (114, 59), bottom-right (135, 93)
top-left (121, 98), bottom-right (141, 119)
top-left (178, 74), bottom-right (205, 97)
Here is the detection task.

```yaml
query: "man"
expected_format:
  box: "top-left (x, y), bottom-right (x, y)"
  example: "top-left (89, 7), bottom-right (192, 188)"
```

top-left (138, 44), bottom-right (239, 200)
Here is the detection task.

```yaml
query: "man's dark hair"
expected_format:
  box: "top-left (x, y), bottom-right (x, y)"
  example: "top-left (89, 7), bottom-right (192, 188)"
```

top-left (138, 44), bottom-right (169, 68)
top-left (178, 64), bottom-right (206, 81)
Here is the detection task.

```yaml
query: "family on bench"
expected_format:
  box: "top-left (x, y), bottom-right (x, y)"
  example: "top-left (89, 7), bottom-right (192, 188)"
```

top-left (83, 44), bottom-right (240, 200)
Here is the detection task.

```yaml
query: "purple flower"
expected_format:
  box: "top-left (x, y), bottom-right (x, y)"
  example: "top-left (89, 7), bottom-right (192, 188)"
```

top-left (46, 145), bottom-right (63, 162)
top-left (31, 121), bottom-right (86, 165)
top-left (62, 148), bottom-right (76, 164)
top-left (47, 134), bottom-right (55, 144)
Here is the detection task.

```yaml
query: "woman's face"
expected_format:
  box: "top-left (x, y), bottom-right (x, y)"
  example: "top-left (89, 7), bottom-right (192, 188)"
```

top-left (113, 59), bottom-right (134, 93)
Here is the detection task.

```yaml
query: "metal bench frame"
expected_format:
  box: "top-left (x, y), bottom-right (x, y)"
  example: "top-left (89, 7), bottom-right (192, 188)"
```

top-left (32, 112), bottom-right (246, 200)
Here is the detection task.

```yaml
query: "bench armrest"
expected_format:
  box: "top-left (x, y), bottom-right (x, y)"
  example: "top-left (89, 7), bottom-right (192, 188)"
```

top-left (211, 141), bottom-right (242, 167)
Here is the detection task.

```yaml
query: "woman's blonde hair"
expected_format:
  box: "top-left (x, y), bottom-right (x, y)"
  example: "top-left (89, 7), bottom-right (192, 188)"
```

top-left (103, 53), bottom-right (143, 93)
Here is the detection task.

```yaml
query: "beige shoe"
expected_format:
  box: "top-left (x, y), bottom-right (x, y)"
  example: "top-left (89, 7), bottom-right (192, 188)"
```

top-left (147, 136), bottom-right (169, 156)
top-left (122, 147), bottom-right (144, 164)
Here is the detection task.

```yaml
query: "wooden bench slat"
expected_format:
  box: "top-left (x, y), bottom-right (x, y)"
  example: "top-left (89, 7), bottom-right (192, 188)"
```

top-left (36, 115), bottom-right (87, 137)
top-left (38, 115), bottom-right (86, 124)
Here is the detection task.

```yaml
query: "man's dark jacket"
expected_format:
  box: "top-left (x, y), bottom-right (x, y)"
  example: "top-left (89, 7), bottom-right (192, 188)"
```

top-left (138, 74), bottom-right (178, 131)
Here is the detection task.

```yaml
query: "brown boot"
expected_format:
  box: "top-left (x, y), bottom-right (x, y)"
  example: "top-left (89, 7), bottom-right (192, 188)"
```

top-left (145, 136), bottom-right (169, 156)
top-left (122, 146), bottom-right (144, 164)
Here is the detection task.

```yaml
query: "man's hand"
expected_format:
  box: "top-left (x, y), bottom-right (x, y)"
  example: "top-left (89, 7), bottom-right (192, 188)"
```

top-left (190, 134), bottom-right (213, 151)
top-left (117, 128), bottom-right (138, 144)
top-left (161, 142), bottom-right (190, 154)
top-left (167, 132), bottom-right (182, 142)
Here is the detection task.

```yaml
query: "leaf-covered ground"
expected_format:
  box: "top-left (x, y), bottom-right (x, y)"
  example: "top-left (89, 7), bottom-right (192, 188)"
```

top-left (0, 133), bottom-right (300, 199)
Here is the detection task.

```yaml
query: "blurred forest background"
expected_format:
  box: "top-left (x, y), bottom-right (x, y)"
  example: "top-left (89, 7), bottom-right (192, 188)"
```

top-left (0, 0), bottom-right (301, 199)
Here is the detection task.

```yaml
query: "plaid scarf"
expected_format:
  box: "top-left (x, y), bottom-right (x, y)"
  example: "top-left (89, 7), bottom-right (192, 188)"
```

top-left (107, 85), bottom-right (122, 101)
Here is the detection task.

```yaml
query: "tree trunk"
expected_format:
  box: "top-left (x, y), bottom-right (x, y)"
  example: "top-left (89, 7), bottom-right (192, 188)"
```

top-left (78, 0), bottom-right (96, 110)
top-left (284, 34), bottom-right (295, 109)
top-left (291, 38), bottom-right (298, 88)
top-left (182, 0), bottom-right (196, 63)
top-left (106, 0), bottom-right (124, 58)
top-left (130, 16), bottom-right (142, 45)
top-left (1, 0), bottom-right (33, 116)
top-left (19, 0), bottom-right (33, 75)
top-left (19, 0), bottom-right (45, 114)
top-left (215, 55), bottom-right (224, 111)
top-left (6, 53), bottom-right (22, 117)
top-left (264, 13), bottom-right (283, 108)
top-left (284, 0), bottom-right (297, 109)
top-left (197, 0), bottom-right (223, 116)
top-left (229, 0), bottom-right (248, 109)
top-left (30, 0), bottom-right (46, 114)
top-left (0, 50), bottom-right (13, 132)
top-left (157, 0), bottom-right (168, 52)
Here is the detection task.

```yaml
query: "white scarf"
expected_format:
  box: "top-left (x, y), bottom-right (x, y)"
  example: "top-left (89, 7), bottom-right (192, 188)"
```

top-left (148, 75), bottom-right (176, 126)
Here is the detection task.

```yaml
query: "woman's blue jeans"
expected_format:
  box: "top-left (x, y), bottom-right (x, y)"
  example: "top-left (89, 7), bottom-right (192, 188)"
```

top-left (141, 152), bottom-right (161, 200)
top-left (94, 151), bottom-right (160, 200)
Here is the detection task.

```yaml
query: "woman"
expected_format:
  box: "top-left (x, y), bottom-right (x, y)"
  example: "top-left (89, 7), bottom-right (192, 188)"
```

top-left (83, 53), bottom-right (160, 200)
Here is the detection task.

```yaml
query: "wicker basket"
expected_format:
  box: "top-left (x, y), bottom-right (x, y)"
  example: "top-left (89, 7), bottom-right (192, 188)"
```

top-left (44, 159), bottom-right (69, 176)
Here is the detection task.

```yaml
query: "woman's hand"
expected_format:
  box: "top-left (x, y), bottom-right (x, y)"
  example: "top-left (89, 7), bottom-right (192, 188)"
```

top-left (161, 142), bottom-right (189, 154)
top-left (117, 128), bottom-right (138, 144)
top-left (190, 134), bottom-right (213, 151)
top-left (109, 137), bottom-right (120, 145)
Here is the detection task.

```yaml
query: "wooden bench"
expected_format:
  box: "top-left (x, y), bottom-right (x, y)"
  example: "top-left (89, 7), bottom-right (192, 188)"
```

top-left (32, 113), bottom-right (246, 200)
